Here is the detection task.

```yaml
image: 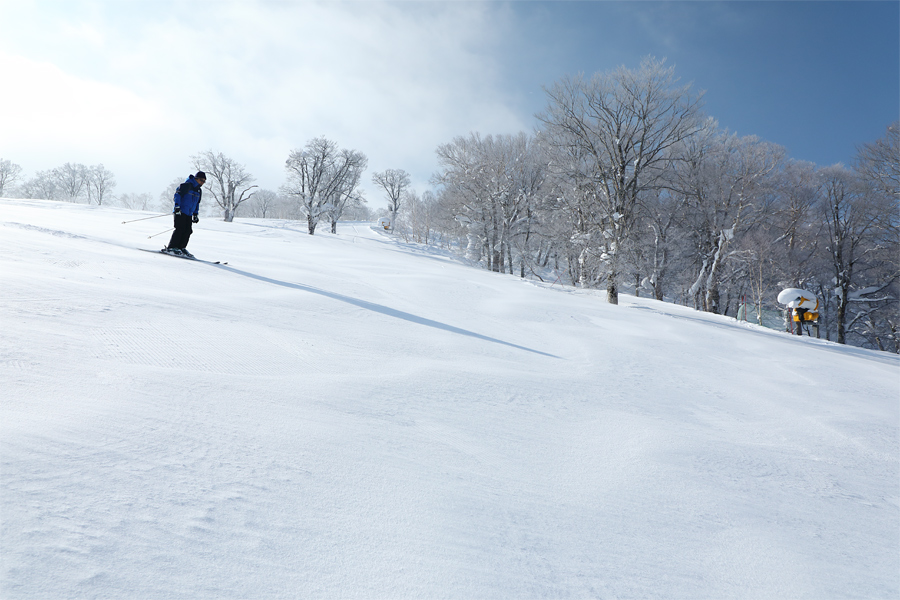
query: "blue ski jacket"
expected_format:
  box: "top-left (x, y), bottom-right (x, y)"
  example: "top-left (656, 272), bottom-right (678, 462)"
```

top-left (174, 175), bottom-right (203, 216)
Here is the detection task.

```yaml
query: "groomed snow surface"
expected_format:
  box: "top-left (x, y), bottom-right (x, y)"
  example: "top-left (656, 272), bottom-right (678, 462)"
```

top-left (2, 198), bottom-right (898, 599)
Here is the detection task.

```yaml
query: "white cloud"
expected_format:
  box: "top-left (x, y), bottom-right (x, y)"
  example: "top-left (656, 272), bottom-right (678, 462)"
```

top-left (0, 52), bottom-right (187, 186)
top-left (0, 1), bottom-right (532, 199)
top-left (0, 53), bottom-right (171, 138)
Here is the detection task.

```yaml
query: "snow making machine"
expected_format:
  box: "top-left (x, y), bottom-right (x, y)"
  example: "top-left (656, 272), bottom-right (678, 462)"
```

top-left (777, 288), bottom-right (820, 337)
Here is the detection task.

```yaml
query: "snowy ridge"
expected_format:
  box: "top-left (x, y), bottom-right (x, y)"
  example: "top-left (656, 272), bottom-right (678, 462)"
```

top-left (1, 198), bottom-right (898, 599)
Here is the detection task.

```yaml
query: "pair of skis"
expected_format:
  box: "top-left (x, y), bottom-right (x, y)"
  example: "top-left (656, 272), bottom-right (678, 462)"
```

top-left (139, 248), bottom-right (227, 265)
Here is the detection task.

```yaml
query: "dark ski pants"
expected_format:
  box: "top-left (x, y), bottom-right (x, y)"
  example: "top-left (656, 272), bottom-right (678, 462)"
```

top-left (167, 213), bottom-right (194, 250)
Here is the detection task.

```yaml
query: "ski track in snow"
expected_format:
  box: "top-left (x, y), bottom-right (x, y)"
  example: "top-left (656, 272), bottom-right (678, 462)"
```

top-left (1, 199), bottom-right (898, 599)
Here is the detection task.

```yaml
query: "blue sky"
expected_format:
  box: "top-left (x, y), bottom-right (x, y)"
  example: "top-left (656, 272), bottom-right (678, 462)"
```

top-left (0, 1), bottom-right (897, 203)
top-left (505, 1), bottom-right (898, 167)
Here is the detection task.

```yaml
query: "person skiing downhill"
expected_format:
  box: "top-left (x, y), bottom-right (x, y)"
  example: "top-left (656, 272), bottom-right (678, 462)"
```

top-left (165, 171), bottom-right (205, 258)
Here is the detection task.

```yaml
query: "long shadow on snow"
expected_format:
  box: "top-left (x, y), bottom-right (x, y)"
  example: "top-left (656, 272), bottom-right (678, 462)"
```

top-left (212, 263), bottom-right (559, 359)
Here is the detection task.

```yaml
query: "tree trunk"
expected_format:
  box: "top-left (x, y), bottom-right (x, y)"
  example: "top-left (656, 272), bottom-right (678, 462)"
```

top-left (836, 286), bottom-right (848, 344)
top-left (704, 230), bottom-right (729, 313)
top-left (465, 229), bottom-right (480, 261)
top-left (307, 213), bottom-right (317, 235)
top-left (706, 286), bottom-right (720, 314)
top-left (607, 280), bottom-right (619, 305)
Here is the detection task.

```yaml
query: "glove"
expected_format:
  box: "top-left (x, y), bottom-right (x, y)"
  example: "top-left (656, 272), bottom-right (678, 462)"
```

top-left (174, 207), bottom-right (182, 216)
top-left (192, 215), bottom-right (199, 223)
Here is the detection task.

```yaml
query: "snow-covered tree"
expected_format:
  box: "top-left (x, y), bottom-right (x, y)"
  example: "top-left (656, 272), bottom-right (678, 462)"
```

top-left (675, 131), bottom-right (784, 313)
top-left (284, 137), bottom-right (363, 235)
top-left (434, 132), bottom-right (549, 276)
top-left (323, 149), bottom-right (368, 234)
top-left (192, 151), bottom-right (257, 222)
top-left (21, 170), bottom-right (59, 200)
top-left (52, 163), bottom-right (90, 202)
top-left (629, 187), bottom-right (692, 301)
top-left (117, 192), bottom-right (155, 211)
top-left (244, 189), bottom-right (281, 219)
top-left (86, 164), bottom-right (116, 206)
top-left (372, 168), bottom-right (411, 232)
top-left (338, 195), bottom-right (374, 222)
top-left (819, 165), bottom-right (894, 345)
top-left (856, 121), bottom-right (900, 201)
top-left (851, 123), bottom-right (900, 351)
top-left (538, 57), bottom-right (705, 304)
top-left (0, 159), bottom-right (22, 197)
top-left (395, 189), bottom-right (451, 246)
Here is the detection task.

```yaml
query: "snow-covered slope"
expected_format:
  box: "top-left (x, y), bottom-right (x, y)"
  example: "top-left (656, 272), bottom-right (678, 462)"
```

top-left (2, 198), bottom-right (897, 599)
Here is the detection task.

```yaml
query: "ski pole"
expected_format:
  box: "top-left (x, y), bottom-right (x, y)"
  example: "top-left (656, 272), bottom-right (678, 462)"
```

top-left (122, 213), bottom-right (170, 224)
top-left (148, 227), bottom-right (175, 239)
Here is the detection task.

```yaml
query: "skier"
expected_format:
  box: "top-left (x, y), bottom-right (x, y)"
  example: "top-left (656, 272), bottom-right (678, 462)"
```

top-left (165, 171), bottom-right (206, 258)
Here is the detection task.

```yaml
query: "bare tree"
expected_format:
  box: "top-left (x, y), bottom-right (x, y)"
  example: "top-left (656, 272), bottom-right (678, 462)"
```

top-left (86, 164), bottom-right (116, 206)
top-left (159, 177), bottom-right (186, 213)
top-left (539, 57), bottom-right (705, 304)
top-left (0, 159), bottom-right (22, 197)
top-left (769, 160), bottom-right (822, 288)
top-left (283, 137), bottom-right (339, 235)
top-left (433, 135), bottom-right (489, 262)
top-left (434, 133), bottom-right (548, 275)
top-left (192, 151), bottom-right (257, 222)
top-left (52, 163), bottom-right (90, 202)
top-left (856, 121), bottom-right (900, 201)
top-left (819, 165), bottom-right (886, 344)
top-left (118, 192), bottom-right (155, 211)
top-left (631, 187), bottom-right (690, 301)
top-left (677, 131), bottom-right (784, 313)
top-left (323, 149), bottom-right (368, 234)
top-left (340, 197), bottom-right (373, 222)
top-left (372, 168), bottom-right (411, 232)
top-left (853, 123), bottom-right (900, 351)
top-left (245, 189), bottom-right (280, 218)
top-left (20, 170), bottom-right (59, 200)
